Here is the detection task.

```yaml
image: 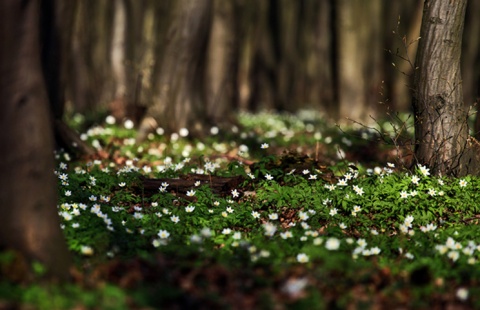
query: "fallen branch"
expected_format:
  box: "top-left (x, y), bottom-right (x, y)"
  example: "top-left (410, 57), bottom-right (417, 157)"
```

top-left (139, 174), bottom-right (245, 198)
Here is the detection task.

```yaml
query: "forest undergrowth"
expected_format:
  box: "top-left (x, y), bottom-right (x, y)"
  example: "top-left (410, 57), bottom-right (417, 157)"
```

top-left (1, 110), bottom-right (479, 309)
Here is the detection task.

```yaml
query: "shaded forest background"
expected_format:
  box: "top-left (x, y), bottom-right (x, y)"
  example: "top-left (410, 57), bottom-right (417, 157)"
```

top-left (52, 0), bottom-right (480, 134)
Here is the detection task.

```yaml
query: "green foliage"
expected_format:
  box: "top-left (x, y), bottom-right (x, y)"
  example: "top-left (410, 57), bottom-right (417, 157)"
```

top-left (4, 111), bottom-right (479, 308)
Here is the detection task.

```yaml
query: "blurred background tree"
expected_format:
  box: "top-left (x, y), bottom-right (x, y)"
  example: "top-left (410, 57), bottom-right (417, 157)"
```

top-left (57, 0), bottom-right (478, 134)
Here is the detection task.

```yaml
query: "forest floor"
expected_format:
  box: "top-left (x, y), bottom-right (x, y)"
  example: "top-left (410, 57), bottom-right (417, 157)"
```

top-left (1, 110), bottom-right (479, 309)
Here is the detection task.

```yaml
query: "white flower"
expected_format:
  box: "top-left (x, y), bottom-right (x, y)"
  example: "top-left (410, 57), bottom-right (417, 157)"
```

top-left (329, 208), bottom-right (338, 216)
top-left (325, 184), bottom-right (336, 191)
top-left (81, 246), bottom-right (94, 256)
top-left (226, 206), bottom-right (234, 213)
top-left (428, 188), bottom-right (436, 196)
top-left (91, 204), bottom-right (101, 214)
top-left (404, 215), bottom-right (414, 227)
top-left (411, 175), bottom-right (420, 185)
top-left (231, 189), bottom-right (239, 198)
top-left (337, 179), bottom-right (348, 186)
top-left (302, 170), bottom-right (309, 175)
top-left (448, 251), bottom-right (460, 262)
top-left (325, 237), bottom-right (340, 250)
top-left (200, 227), bottom-right (212, 238)
top-left (233, 232), bottom-right (242, 240)
top-left (185, 205), bottom-right (195, 213)
top-left (353, 185), bottom-right (364, 195)
top-left (339, 223), bottom-right (347, 229)
top-left (263, 222), bottom-right (277, 236)
top-left (190, 235), bottom-right (202, 243)
top-left (260, 250), bottom-right (270, 257)
top-left (269, 213), bottom-right (279, 220)
top-left (308, 174), bottom-right (317, 180)
top-left (400, 191), bottom-right (408, 199)
top-left (311, 237), bottom-right (322, 245)
top-left (261, 143), bottom-right (269, 149)
top-left (459, 179), bottom-right (467, 187)
top-left (357, 239), bottom-right (367, 248)
top-left (158, 229), bottom-right (170, 239)
top-left (61, 212), bottom-right (72, 221)
top-left (298, 211), bottom-right (309, 221)
top-left (282, 277), bottom-right (308, 297)
top-left (222, 228), bottom-right (232, 235)
top-left (456, 287), bottom-right (469, 301)
top-left (296, 253), bottom-right (309, 263)
top-left (420, 223), bottom-right (437, 232)
top-left (265, 174), bottom-right (274, 180)
top-left (170, 215), bottom-right (180, 223)
top-left (405, 252), bottom-right (414, 259)
top-left (280, 231), bottom-right (293, 239)
top-left (251, 211), bottom-right (260, 219)
top-left (353, 205), bottom-right (362, 213)
top-left (186, 190), bottom-right (196, 197)
top-left (418, 164), bottom-right (430, 176)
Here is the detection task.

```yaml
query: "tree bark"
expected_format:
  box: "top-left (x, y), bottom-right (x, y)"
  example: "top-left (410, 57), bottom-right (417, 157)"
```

top-left (412, 0), bottom-right (479, 176)
top-left (0, 0), bottom-right (72, 279)
top-left (206, 0), bottom-right (238, 124)
top-left (335, 0), bottom-right (383, 125)
top-left (146, 0), bottom-right (212, 135)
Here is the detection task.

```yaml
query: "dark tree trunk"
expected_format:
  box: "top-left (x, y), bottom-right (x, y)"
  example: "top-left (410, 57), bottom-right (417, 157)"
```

top-left (334, 0), bottom-right (384, 125)
top-left (412, 0), bottom-right (480, 176)
top-left (206, 0), bottom-right (238, 125)
top-left (0, 0), bottom-right (72, 279)
top-left (146, 0), bottom-right (212, 135)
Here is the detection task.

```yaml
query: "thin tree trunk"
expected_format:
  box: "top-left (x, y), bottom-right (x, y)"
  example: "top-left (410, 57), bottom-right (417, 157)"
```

top-left (412, 0), bottom-right (478, 176)
top-left (0, 0), bottom-right (72, 279)
top-left (335, 0), bottom-right (368, 124)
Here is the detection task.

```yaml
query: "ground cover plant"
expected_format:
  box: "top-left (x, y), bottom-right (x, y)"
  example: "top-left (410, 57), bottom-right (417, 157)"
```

top-left (1, 110), bottom-right (480, 309)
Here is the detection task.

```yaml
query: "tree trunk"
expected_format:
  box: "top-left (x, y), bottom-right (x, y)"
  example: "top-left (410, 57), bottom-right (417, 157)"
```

top-left (412, 0), bottom-right (478, 176)
top-left (0, 0), bottom-right (72, 279)
top-left (206, 0), bottom-right (238, 124)
top-left (462, 0), bottom-right (480, 109)
top-left (335, 0), bottom-right (379, 124)
top-left (146, 0), bottom-right (212, 135)
top-left (68, 0), bottom-right (113, 115)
